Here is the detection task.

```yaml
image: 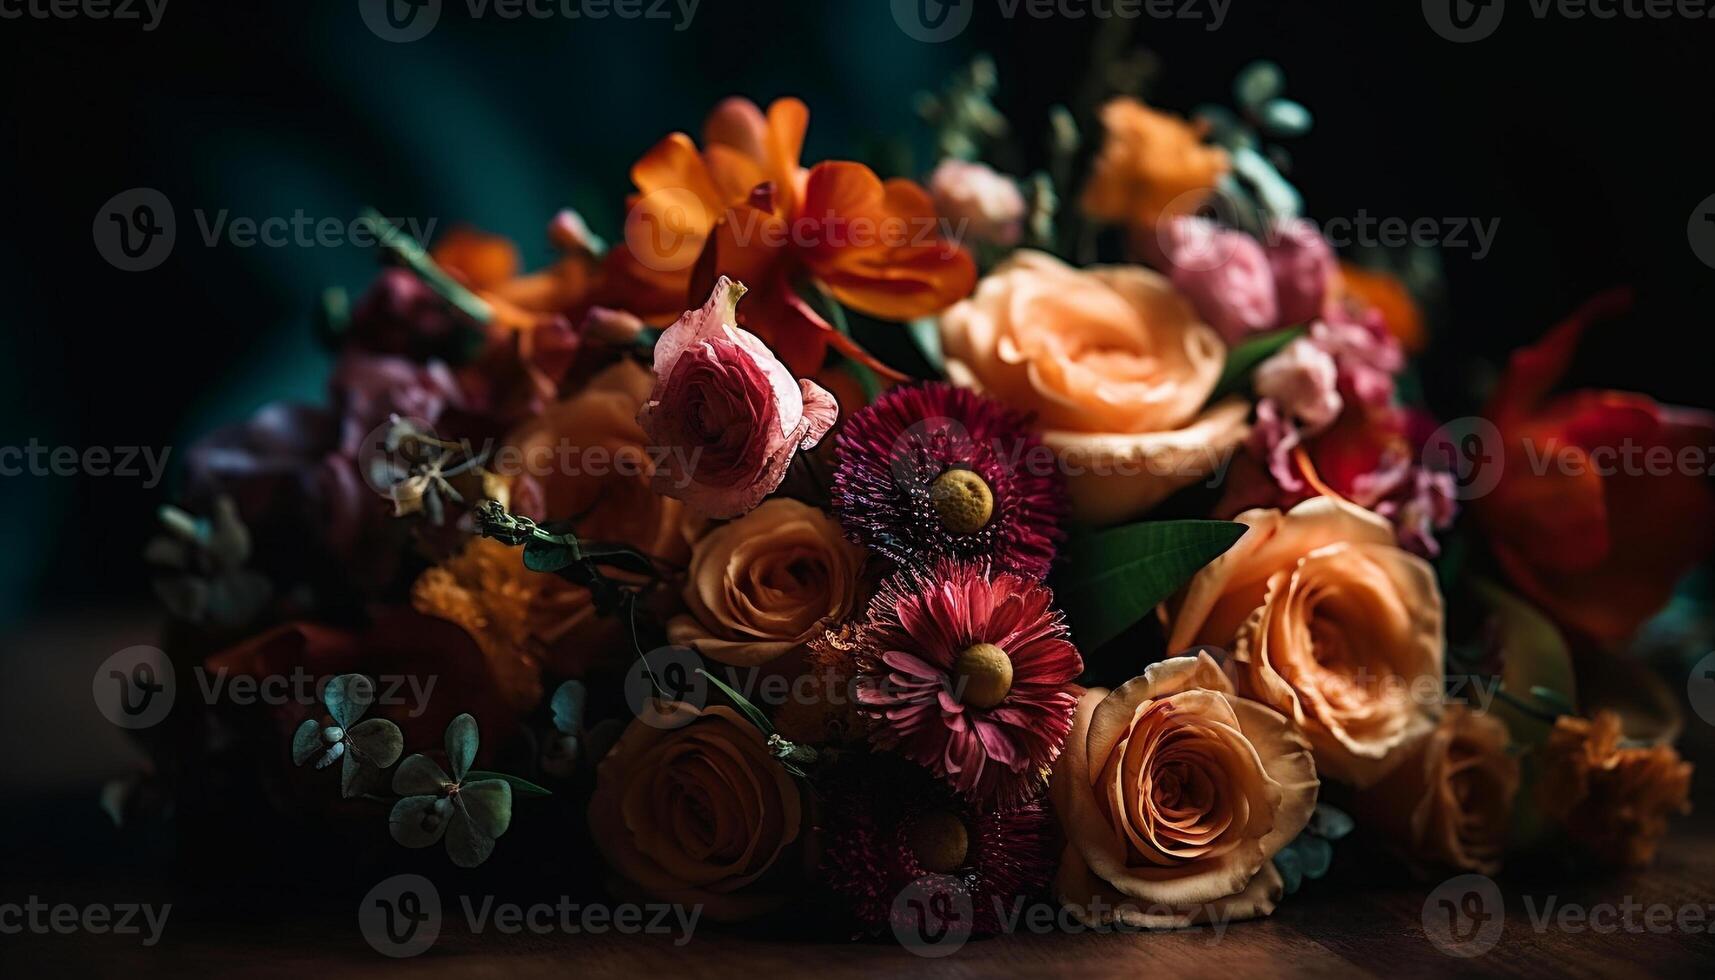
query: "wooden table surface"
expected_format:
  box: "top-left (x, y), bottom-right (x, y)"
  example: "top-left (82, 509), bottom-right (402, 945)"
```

top-left (5, 611), bottom-right (1715, 977)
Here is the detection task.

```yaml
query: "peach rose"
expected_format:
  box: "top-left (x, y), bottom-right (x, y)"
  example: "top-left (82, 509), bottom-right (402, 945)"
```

top-left (668, 498), bottom-right (867, 667)
top-left (1353, 706), bottom-right (1519, 874)
top-left (1534, 711), bottom-right (1693, 868)
top-left (1051, 653), bottom-right (1318, 928)
top-left (1080, 98), bottom-right (1230, 228)
top-left (589, 701), bottom-right (804, 921)
top-left (1163, 496), bottom-right (1444, 785)
top-left (940, 250), bottom-right (1250, 523)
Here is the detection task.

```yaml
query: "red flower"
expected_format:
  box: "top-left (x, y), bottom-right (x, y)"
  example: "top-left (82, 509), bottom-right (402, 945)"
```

top-left (1476, 289), bottom-right (1715, 641)
top-left (852, 560), bottom-right (1083, 808)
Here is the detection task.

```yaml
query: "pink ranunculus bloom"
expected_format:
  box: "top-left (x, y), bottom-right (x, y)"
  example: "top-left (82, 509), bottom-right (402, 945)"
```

top-left (1254, 336), bottom-right (1343, 432)
top-left (1265, 218), bottom-right (1337, 327)
top-left (1311, 313), bottom-right (1404, 408)
top-left (637, 277), bottom-right (839, 519)
top-left (927, 159), bottom-right (1027, 247)
top-left (1162, 215), bottom-right (1278, 344)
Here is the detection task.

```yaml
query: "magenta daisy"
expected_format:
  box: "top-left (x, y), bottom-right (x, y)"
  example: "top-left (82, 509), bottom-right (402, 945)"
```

top-left (851, 559), bottom-right (1083, 808)
top-left (831, 382), bottom-right (1065, 579)
top-left (818, 759), bottom-right (1056, 937)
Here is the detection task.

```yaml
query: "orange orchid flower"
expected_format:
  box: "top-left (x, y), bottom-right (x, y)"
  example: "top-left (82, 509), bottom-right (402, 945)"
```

top-left (600, 97), bottom-right (977, 377)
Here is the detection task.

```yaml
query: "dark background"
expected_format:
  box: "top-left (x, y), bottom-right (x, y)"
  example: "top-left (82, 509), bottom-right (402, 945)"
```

top-left (2, 0), bottom-right (1711, 628)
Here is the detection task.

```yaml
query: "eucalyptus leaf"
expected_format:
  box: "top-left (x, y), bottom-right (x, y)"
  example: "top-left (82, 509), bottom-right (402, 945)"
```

top-left (458, 779), bottom-right (515, 837)
top-left (1295, 833), bottom-right (1334, 879)
top-left (523, 539), bottom-right (577, 573)
top-left (445, 713), bottom-right (479, 782)
top-left (550, 680), bottom-right (587, 736)
top-left (340, 751), bottom-right (385, 799)
top-left (291, 719), bottom-right (322, 766)
top-left (392, 753), bottom-right (453, 796)
top-left (1209, 325), bottom-right (1306, 403)
top-left (1234, 61), bottom-right (1285, 109)
top-left (1474, 579), bottom-right (1577, 745)
top-left (324, 674), bottom-right (375, 730)
top-left (1259, 98), bottom-right (1312, 138)
top-left (389, 795), bottom-right (449, 848)
top-left (467, 770), bottom-right (553, 798)
top-left (1054, 520), bottom-right (1249, 652)
top-left (444, 806), bottom-right (497, 869)
top-left (346, 718), bottom-right (404, 769)
top-left (1307, 803), bottom-right (1355, 841)
top-left (1274, 846), bottom-right (1304, 895)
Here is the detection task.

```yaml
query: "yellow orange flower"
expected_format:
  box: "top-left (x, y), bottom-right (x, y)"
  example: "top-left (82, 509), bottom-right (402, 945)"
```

top-left (940, 250), bottom-right (1248, 523)
top-left (1534, 711), bottom-right (1692, 868)
top-left (590, 702), bottom-right (804, 921)
top-left (1080, 98), bottom-right (1229, 229)
top-left (1051, 653), bottom-right (1318, 928)
top-left (668, 498), bottom-right (866, 667)
top-left (600, 97), bottom-right (976, 376)
top-left (1353, 706), bottom-right (1519, 874)
top-left (1163, 496), bottom-right (1444, 785)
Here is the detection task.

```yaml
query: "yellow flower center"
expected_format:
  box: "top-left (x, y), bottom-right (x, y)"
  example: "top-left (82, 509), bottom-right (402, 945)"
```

top-left (929, 468), bottom-right (994, 535)
top-left (904, 809), bottom-right (970, 873)
top-left (954, 642), bottom-right (1013, 709)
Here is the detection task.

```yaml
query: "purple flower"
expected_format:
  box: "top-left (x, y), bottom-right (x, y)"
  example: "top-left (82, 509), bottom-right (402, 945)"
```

top-left (1162, 216), bottom-right (1277, 344)
top-left (1265, 218), bottom-right (1336, 327)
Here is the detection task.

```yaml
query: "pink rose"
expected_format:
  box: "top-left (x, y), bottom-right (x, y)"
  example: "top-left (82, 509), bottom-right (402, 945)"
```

top-left (1162, 216), bottom-right (1278, 344)
top-left (1264, 218), bottom-right (1336, 327)
top-left (638, 277), bottom-right (839, 518)
top-left (1254, 336), bottom-right (1342, 431)
top-left (927, 159), bottom-right (1026, 247)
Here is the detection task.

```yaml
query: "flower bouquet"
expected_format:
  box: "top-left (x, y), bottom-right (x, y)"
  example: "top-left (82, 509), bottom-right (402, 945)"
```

top-left (132, 55), bottom-right (1710, 947)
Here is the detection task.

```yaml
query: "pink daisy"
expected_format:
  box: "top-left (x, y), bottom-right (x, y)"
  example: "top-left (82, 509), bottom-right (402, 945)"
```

top-left (852, 559), bottom-right (1083, 808)
top-left (831, 382), bottom-right (1066, 579)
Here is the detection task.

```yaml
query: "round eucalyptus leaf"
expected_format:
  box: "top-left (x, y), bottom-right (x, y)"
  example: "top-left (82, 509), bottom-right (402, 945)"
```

top-left (1296, 834), bottom-right (1334, 880)
top-left (324, 674), bottom-right (376, 729)
top-left (1273, 845), bottom-right (1304, 895)
top-left (340, 751), bottom-right (384, 799)
top-left (1234, 60), bottom-right (1285, 109)
top-left (391, 753), bottom-right (452, 796)
top-left (347, 718), bottom-right (404, 769)
top-left (551, 680), bottom-right (587, 736)
top-left (458, 779), bottom-right (514, 840)
top-left (1308, 803), bottom-right (1355, 841)
top-left (291, 719), bottom-right (322, 766)
top-left (389, 795), bottom-right (450, 849)
top-left (1259, 98), bottom-right (1312, 138)
top-left (444, 807), bottom-right (497, 869)
top-left (445, 713), bottom-right (479, 781)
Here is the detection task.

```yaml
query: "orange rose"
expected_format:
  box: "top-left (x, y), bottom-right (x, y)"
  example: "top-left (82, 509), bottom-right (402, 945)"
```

top-left (940, 250), bottom-right (1249, 523)
top-left (1164, 497), bottom-right (1444, 785)
top-left (1051, 653), bottom-right (1317, 927)
top-left (1534, 710), bottom-right (1692, 868)
top-left (668, 498), bottom-right (867, 667)
top-left (589, 702), bottom-right (803, 920)
top-left (1353, 706), bottom-right (1519, 874)
top-left (1080, 98), bottom-right (1230, 228)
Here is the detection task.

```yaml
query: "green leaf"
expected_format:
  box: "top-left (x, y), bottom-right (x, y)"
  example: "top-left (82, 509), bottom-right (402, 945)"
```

top-left (906, 317), bottom-right (946, 375)
top-left (358, 208), bottom-right (492, 324)
top-left (388, 795), bottom-right (449, 848)
top-left (1273, 846), bottom-right (1303, 895)
top-left (291, 719), bottom-right (322, 766)
top-left (458, 779), bottom-right (515, 837)
top-left (1209, 326), bottom-right (1305, 404)
top-left (1295, 834), bottom-right (1334, 879)
top-left (466, 771), bottom-right (553, 798)
top-left (345, 718), bottom-right (404, 770)
top-left (1054, 520), bottom-right (1249, 652)
top-left (392, 753), bottom-right (452, 796)
top-left (444, 806), bottom-right (497, 868)
top-left (1258, 99), bottom-right (1312, 138)
top-left (1234, 60), bottom-right (1285, 109)
top-left (523, 538), bottom-right (578, 573)
top-left (1473, 579), bottom-right (1576, 746)
top-left (550, 680), bottom-right (586, 736)
top-left (696, 668), bottom-right (774, 737)
top-left (445, 713), bottom-right (479, 782)
top-left (1307, 803), bottom-right (1354, 841)
top-left (323, 674), bottom-right (375, 730)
